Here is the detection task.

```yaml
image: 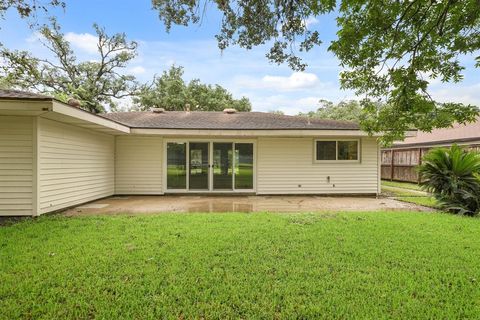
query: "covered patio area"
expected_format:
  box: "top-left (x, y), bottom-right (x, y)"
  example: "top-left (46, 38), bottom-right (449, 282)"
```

top-left (62, 195), bottom-right (430, 216)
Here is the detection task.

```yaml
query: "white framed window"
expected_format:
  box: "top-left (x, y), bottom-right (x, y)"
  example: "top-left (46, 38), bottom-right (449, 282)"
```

top-left (314, 139), bottom-right (360, 162)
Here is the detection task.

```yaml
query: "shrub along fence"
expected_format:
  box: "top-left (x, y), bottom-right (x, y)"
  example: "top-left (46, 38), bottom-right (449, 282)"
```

top-left (381, 144), bottom-right (480, 183)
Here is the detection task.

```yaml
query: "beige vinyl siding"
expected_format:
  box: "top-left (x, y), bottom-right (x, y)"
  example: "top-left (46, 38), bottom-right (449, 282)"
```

top-left (257, 137), bottom-right (379, 194)
top-left (115, 136), bottom-right (163, 194)
top-left (0, 116), bottom-right (34, 216)
top-left (38, 118), bottom-right (114, 213)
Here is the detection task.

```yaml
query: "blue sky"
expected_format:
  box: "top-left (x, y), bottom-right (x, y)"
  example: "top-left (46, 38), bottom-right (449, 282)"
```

top-left (0, 1), bottom-right (478, 114)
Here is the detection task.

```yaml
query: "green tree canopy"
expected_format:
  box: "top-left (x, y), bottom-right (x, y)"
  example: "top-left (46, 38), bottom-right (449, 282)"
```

top-left (0, 19), bottom-right (139, 113)
top-left (134, 65), bottom-right (251, 111)
top-left (152, 0), bottom-right (480, 143)
top-left (299, 100), bottom-right (363, 122)
top-left (0, 0), bottom-right (64, 22)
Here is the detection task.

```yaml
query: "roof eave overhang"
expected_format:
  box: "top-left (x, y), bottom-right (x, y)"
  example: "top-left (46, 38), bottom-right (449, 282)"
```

top-left (48, 101), bottom-right (130, 134)
top-left (0, 99), bottom-right (130, 135)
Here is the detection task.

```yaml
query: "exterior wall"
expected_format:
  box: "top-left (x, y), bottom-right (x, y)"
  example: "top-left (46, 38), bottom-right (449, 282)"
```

top-left (38, 118), bottom-right (115, 214)
top-left (115, 136), bottom-right (163, 194)
top-left (256, 137), bottom-right (379, 194)
top-left (0, 116), bottom-right (34, 216)
top-left (0, 116), bottom-right (381, 217)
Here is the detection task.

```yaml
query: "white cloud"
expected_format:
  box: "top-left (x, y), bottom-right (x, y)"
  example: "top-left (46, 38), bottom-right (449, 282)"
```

top-left (430, 82), bottom-right (480, 107)
top-left (304, 17), bottom-right (319, 28)
top-left (129, 66), bottom-right (146, 75)
top-left (236, 72), bottom-right (322, 91)
top-left (262, 72), bottom-right (320, 90)
top-left (419, 71), bottom-right (442, 86)
top-left (248, 95), bottom-right (322, 114)
top-left (64, 32), bottom-right (98, 54)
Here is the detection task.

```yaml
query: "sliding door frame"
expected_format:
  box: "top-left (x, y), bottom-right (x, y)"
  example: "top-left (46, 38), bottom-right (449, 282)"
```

top-left (163, 138), bottom-right (257, 193)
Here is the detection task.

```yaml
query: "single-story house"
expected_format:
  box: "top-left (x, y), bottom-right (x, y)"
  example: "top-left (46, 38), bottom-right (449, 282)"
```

top-left (381, 117), bottom-right (480, 182)
top-left (1, 89), bottom-right (388, 216)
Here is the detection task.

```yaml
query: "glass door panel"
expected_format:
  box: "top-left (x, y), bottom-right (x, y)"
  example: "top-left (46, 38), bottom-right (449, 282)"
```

top-left (213, 143), bottom-right (233, 190)
top-left (234, 143), bottom-right (254, 189)
top-left (167, 142), bottom-right (187, 189)
top-left (189, 142), bottom-right (209, 190)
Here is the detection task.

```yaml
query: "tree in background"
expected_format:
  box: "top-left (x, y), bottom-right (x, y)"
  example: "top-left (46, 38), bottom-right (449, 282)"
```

top-left (0, 19), bottom-right (139, 113)
top-left (134, 65), bottom-right (251, 111)
top-left (299, 100), bottom-right (363, 122)
top-left (0, 0), bottom-right (64, 28)
top-left (269, 110), bottom-right (284, 115)
top-left (152, 0), bottom-right (480, 144)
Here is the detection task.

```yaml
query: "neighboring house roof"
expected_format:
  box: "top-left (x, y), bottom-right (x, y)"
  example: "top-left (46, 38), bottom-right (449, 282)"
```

top-left (0, 89), bottom-right (53, 101)
top-left (100, 111), bottom-right (360, 130)
top-left (391, 117), bottom-right (480, 148)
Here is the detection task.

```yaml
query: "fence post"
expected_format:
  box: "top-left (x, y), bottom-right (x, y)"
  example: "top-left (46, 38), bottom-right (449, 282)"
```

top-left (390, 150), bottom-right (395, 181)
top-left (417, 148), bottom-right (422, 184)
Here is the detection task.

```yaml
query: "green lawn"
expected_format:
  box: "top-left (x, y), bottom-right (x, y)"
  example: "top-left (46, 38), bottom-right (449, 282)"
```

top-left (382, 181), bottom-right (440, 209)
top-left (382, 180), bottom-right (423, 191)
top-left (399, 196), bottom-right (439, 208)
top-left (382, 185), bottom-right (422, 197)
top-left (1, 212), bottom-right (479, 319)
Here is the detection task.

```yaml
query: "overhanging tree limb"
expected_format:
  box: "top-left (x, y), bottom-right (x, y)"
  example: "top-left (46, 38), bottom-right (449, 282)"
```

top-left (152, 0), bottom-right (480, 144)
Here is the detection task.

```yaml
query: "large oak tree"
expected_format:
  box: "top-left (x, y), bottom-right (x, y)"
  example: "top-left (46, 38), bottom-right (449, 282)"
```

top-left (0, 19), bottom-right (139, 113)
top-left (152, 0), bottom-right (480, 143)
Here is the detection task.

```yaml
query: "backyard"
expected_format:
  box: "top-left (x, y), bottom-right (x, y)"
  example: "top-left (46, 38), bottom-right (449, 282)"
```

top-left (382, 180), bottom-right (439, 208)
top-left (1, 211), bottom-right (479, 319)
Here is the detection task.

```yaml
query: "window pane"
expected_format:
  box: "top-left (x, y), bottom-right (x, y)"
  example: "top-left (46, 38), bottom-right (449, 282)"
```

top-left (213, 143), bottom-right (233, 189)
top-left (235, 143), bottom-right (253, 189)
top-left (316, 141), bottom-right (336, 160)
top-left (167, 143), bottom-right (187, 189)
top-left (189, 142), bottom-right (209, 190)
top-left (338, 141), bottom-right (358, 160)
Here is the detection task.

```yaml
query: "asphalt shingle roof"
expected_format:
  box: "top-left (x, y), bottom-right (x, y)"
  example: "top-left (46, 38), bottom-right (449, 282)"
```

top-left (0, 89), bottom-right (53, 100)
top-left (0, 89), bottom-right (360, 130)
top-left (100, 111), bottom-right (360, 130)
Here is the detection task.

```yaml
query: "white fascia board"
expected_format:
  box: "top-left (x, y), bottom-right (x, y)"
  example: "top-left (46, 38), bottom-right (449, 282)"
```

top-left (0, 100), bottom-right (52, 115)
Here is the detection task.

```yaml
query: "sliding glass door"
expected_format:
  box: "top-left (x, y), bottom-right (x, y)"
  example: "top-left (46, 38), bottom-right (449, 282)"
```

top-left (166, 141), bottom-right (254, 191)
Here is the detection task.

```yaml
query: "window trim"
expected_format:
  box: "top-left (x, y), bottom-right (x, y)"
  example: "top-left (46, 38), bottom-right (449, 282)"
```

top-left (314, 138), bottom-right (361, 163)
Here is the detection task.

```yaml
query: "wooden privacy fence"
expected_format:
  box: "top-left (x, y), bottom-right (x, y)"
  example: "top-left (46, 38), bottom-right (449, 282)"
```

top-left (381, 144), bottom-right (480, 183)
top-left (381, 148), bottom-right (426, 183)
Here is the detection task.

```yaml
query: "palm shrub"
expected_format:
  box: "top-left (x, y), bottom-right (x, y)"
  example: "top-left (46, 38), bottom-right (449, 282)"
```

top-left (418, 145), bottom-right (480, 216)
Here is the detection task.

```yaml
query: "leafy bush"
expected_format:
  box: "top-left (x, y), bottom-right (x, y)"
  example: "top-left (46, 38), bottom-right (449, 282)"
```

top-left (418, 145), bottom-right (480, 216)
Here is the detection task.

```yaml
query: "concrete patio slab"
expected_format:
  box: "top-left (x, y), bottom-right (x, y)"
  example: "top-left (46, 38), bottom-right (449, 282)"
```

top-left (76, 203), bottom-right (110, 209)
top-left (62, 195), bottom-right (432, 216)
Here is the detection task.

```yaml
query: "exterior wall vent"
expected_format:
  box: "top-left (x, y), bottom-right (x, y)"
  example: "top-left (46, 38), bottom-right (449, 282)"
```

top-left (223, 108), bottom-right (237, 114)
top-left (67, 98), bottom-right (81, 108)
